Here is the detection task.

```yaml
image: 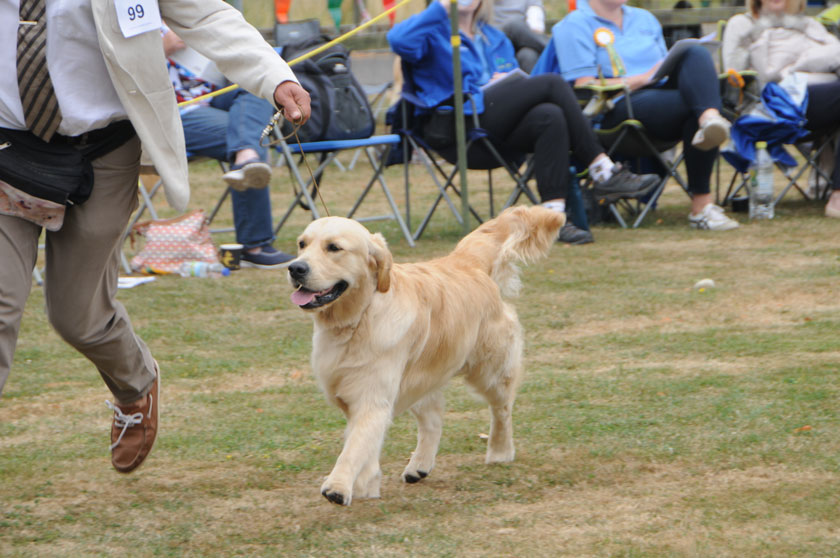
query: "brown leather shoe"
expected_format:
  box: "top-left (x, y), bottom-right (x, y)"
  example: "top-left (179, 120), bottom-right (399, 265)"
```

top-left (106, 366), bottom-right (159, 473)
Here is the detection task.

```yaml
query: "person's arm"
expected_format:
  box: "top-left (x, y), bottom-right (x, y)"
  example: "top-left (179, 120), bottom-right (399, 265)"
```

top-left (387, 1), bottom-right (448, 63)
top-left (805, 17), bottom-right (840, 46)
top-left (558, 10), bottom-right (662, 91)
top-left (162, 29), bottom-right (185, 57)
top-left (161, 0), bottom-right (309, 123)
top-left (721, 14), bottom-right (753, 71)
top-left (572, 68), bottom-right (658, 91)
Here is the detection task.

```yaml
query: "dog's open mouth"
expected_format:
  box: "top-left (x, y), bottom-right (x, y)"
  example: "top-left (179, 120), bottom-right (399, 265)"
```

top-left (291, 281), bottom-right (348, 309)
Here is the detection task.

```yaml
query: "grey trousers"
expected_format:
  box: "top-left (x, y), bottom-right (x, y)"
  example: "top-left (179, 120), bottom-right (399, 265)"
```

top-left (0, 135), bottom-right (157, 402)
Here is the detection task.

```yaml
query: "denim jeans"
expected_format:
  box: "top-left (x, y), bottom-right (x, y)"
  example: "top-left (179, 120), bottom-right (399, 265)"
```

top-left (180, 88), bottom-right (277, 249)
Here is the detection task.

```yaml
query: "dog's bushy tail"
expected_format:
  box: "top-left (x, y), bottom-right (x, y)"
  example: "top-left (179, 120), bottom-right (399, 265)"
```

top-left (452, 206), bottom-right (564, 297)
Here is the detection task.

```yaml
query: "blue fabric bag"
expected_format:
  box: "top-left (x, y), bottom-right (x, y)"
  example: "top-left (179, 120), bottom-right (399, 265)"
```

top-left (722, 74), bottom-right (811, 173)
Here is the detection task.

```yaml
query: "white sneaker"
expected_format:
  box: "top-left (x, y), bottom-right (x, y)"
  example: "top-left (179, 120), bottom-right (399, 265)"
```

top-left (691, 116), bottom-right (730, 151)
top-left (222, 161), bottom-right (272, 191)
top-left (688, 203), bottom-right (740, 231)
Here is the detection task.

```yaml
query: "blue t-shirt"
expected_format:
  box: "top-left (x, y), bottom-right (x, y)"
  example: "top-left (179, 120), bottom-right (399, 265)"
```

top-left (553, 3), bottom-right (667, 81)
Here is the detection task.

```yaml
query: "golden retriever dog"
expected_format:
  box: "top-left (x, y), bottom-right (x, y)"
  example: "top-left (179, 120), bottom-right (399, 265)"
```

top-left (288, 206), bottom-right (564, 506)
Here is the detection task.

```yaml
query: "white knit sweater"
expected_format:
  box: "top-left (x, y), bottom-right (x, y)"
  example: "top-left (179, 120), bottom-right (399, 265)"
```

top-left (721, 12), bottom-right (840, 86)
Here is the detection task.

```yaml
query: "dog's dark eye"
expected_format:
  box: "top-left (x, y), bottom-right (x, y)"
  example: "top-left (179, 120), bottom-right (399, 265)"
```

top-left (327, 243), bottom-right (342, 253)
top-left (298, 240), bottom-right (306, 250)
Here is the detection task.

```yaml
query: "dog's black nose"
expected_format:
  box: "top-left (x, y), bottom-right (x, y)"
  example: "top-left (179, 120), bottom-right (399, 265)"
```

top-left (288, 261), bottom-right (309, 280)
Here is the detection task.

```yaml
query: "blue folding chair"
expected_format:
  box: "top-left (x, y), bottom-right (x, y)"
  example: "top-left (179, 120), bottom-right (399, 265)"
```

top-left (271, 132), bottom-right (415, 247)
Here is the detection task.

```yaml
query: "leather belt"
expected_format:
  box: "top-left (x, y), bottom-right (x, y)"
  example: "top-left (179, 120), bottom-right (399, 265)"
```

top-left (54, 120), bottom-right (134, 148)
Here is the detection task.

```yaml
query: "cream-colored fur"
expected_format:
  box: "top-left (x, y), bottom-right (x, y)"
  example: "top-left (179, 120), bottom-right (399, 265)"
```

top-left (287, 206), bottom-right (565, 506)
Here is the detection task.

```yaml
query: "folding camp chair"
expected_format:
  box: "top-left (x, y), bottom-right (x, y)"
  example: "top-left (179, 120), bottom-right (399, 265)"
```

top-left (391, 62), bottom-right (540, 241)
top-left (718, 75), bottom-right (837, 211)
top-left (269, 128), bottom-right (416, 247)
top-left (571, 82), bottom-right (689, 229)
top-left (817, 4), bottom-right (840, 39)
top-left (773, 131), bottom-right (838, 203)
top-left (719, 130), bottom-right (838, 208)
top-left (533, 40), bottom-right (689, 229)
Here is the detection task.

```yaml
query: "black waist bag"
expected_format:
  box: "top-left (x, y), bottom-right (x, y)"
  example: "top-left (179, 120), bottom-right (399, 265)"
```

top-left (0, 127), bottom-right (94, 206)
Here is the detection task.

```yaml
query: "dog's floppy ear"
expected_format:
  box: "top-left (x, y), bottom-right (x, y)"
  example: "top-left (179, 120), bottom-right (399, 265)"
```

top-left (368, 232), bottom-right (392, 292)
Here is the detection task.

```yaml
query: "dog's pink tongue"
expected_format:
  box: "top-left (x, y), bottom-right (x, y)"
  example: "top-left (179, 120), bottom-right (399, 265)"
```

top-left (291, 289), bottom-right (317, 306)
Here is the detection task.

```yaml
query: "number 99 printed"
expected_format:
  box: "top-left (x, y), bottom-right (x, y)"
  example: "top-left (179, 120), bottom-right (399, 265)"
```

top-left (127, 4), bottom-right (145, 20)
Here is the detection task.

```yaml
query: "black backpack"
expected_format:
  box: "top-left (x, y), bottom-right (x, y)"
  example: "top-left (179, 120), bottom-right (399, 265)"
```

top-left (280, 35), bottom-right (375, 142)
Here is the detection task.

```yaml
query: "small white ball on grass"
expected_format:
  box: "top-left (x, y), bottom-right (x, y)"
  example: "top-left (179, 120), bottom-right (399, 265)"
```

top-left (693, 278), bottom-right (715, 292)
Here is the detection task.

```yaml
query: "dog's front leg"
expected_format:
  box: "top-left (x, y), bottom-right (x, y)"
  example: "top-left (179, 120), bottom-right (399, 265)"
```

top-left (353, 456), bottom-right (382, 500)
top-left (321, 401), bottom-right (393, 506)
top-left (402, 391), bottom-right (444, 483)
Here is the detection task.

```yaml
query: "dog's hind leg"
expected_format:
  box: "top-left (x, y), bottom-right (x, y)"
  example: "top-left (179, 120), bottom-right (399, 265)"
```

top-left (402, 391), bottom-right (444, 483)
top-left (483, 383), bottom-right (517, 463)
top-left (469, 368), bottom-right (519, 463)
top-left (466, 312), bottom-right (523, 464)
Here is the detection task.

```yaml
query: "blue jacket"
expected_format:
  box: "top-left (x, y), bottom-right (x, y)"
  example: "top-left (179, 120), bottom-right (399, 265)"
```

top-left (722, 79), bottom-right (810, 173)
top-left (531, 35), bottom-right (558, 76)
top-left (387, 2), bottom-right (517, 114)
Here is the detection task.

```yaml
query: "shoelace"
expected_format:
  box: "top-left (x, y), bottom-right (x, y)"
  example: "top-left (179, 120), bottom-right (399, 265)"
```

top-left (105, 399), bottom-right (145, 451)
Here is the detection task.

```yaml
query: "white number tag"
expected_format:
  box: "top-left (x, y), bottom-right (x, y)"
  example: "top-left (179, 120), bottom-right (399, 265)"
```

top-left (114, 0), bottom-right (162, 38)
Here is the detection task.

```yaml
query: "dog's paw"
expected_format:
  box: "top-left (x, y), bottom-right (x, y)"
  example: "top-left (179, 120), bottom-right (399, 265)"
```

top-left (401, 469), bottom-right (428, 484)
top-left (485, 448), bottom-right (515, 464)
top-left (321, 479), bottom-right (352, 506)
top-left (322, 489), bottom-right (349, 505)
top-left (354, 469), bottom-right (382, 499)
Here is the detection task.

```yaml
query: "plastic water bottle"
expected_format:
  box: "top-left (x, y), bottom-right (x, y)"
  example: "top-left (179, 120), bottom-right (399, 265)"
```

top-left (749, 141), bottom-right (775, 220)
top-left (177, 261), bottom-right (230, 278)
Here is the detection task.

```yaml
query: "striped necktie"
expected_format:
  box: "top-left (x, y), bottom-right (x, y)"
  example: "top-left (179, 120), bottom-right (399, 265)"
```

top-left (17, 0), bottom-right (62, 142)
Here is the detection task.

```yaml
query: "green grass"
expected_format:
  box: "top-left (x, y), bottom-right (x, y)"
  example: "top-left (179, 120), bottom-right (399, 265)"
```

top-left (1, 153), bottom-right (840, 557)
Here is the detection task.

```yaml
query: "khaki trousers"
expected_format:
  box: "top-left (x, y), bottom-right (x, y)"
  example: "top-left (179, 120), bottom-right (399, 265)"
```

top-left (0, 135), bottom-right (156, 402)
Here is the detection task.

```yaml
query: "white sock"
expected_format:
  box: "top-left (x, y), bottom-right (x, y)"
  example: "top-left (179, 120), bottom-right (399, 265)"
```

top-left (542, 200), bottom-right (565, 214)
top-left (589, 156), bottom-right (616, 184)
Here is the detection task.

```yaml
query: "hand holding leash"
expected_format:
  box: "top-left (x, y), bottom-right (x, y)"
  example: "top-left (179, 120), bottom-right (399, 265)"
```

top-left (273, 81), bottom-right (311, 125)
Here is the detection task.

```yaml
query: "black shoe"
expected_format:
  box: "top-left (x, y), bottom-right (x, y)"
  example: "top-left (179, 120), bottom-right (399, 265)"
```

top-left (591, 164), bottom-right (660, 203)
top-left (240, 246), bottom-right (295, 270)
top-left (557, 223), bottom-right (594, 245)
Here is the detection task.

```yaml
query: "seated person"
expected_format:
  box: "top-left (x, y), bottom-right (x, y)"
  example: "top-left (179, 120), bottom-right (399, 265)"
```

top-left (722, 0), bottom-right (840, 218)
top-left (553, 0), bottom-right (739, 231)
top-left (388, 0), bottom-right (660, 245)
top-left (163, 28), bottom-right (293, 268)
top-left (493, 0), bottom-right (549, 73)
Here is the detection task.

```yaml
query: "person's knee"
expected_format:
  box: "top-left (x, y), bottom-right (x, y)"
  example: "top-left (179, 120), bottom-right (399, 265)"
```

top-left (530, 103), bottom-right (567, 135)
top-left (679, 44), bottom-right (715, 69)
top-left (516, 48), bottom-right (540, 74)
top-left (502, 19), bottom-right (531, 42)
top-left (47, 304), bottom-right (115, 349)
top-left (48, 312), bottom-right (88, 348)
top-left (537, 73), bottom-right (577, 105)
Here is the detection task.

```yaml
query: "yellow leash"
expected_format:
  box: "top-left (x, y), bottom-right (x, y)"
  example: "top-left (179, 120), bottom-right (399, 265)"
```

top-left (177, 0), bottom-right (415, 109)
top-left (177, 0), bottom-right (417, 216)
